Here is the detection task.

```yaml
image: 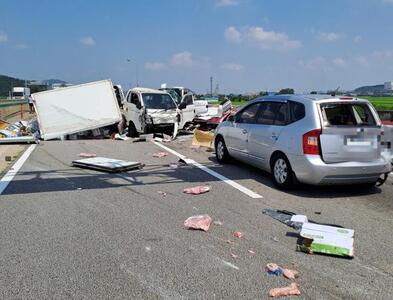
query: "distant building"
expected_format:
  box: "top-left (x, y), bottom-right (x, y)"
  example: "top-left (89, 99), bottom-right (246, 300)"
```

top-left (384, 81), bottom-right (393, 91)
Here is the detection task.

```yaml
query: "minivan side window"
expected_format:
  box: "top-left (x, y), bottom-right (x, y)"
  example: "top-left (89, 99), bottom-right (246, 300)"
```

top-left (236, 103), bottom-right (261, 124)
top-left (256, 102), bottom-right (288, 126)
top-left (288, 101), bottom-right (305, 124)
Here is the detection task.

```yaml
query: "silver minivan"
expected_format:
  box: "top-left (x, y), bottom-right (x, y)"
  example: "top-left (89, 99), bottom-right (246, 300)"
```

top-left (214, 95), bottom-right (391, 189)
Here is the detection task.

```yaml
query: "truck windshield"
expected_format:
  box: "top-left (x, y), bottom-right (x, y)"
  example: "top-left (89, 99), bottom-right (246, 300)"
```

top-left (13, 92), bottom-right (24, 97)
top-left (142, 93), bottom-right (177, 110)
top-left (159, 88), bottom-right (182, 104)
top-left (320, 103), bottom-right (377, 126)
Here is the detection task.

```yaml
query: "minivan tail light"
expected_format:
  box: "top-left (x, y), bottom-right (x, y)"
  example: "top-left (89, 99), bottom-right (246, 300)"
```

top-left (303, 129), bottom-right (321, 155)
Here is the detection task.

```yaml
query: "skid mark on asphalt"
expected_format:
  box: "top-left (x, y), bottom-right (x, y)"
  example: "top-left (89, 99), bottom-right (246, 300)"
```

top-left (152, 141), bottom-right (263, 199)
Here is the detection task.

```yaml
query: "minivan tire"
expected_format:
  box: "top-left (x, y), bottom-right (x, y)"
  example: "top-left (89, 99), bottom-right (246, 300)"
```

top-left (127, 121), bottom-right (139, 138)
top-left (270, 153), bottom-right (295, 190)
top-left (215, 136), bottom-right (230, 163)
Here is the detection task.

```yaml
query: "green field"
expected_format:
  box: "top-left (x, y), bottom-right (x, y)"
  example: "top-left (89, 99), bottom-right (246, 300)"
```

top-left (211, 96), bottom-right (393, 111)
top-left (363, 96), bottom-right (393, 110)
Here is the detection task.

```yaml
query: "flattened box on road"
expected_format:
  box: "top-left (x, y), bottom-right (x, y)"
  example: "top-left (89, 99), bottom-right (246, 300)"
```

top-left (32, 80), bottom-right (122, 140)
top-left (72, 157), bottom-right (143, 173)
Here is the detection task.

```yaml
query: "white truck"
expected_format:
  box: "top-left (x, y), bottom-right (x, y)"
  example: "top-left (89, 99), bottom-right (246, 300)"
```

top-left (12, 87), bottom-right (30, 99)
top-left (123, 87), bottom-right (196, 138)
top-left (159, 86), bottom-right (209, 116)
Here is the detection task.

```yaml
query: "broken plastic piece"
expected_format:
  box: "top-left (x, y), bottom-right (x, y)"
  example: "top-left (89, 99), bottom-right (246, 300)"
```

top-left (266, 263), bottom-right (283, 276)
top-left (230, 253), bottom-right (239, 259)
top-left (268, 283), bottom-right (301, 298)
top-left (213, 221), bottom-right (223, 226)
top-left (183, 185), bottom-right (211, 195)
top-left (157, 191), bottom-right (167, 196)
top-left (266, 263), bottom-right (299, 279)
top-left (79, 153), bottom-right (97, 158)
top-left (153, 152), bottom-right (168, 158)
top-left (233, 231), bottom-right (244, 238)
top-left (184, 214), bottom-right (213, 232)
top-left (248, 249), bottom-right (256, 255)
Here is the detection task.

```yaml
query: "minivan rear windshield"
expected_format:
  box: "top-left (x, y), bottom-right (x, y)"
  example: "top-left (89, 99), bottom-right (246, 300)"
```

top-left (320, 103), bottom-right (377, 126)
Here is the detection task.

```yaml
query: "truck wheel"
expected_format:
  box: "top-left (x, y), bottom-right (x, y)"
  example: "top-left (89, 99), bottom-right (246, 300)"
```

top-left (127, 121), bottom-right (139, 138)
top-left (270, 153), bottom-right (295, 190)
top-left (215, 136), bottom-right (230, 163)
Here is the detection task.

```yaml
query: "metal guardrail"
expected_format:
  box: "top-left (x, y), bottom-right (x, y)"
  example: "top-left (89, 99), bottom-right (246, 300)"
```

top-left (0, 100), bottom-right (28, 108)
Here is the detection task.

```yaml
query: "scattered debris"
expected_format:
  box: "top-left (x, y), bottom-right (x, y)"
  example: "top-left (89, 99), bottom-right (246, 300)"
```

top-left (192, 129), bottom-right (214, 148)
top-left (226, 239), bottom-right (234, 244)
top-left (297, 223), bottom-right (355, 258)
top-left (266, 263), bottom-right (299, 279)
top-left (113, 133), bottom-right (131, 140)
top-left (184, 214), bottom-right (213, 232)
top-left (5, 156), bottom-right (12, 162)
top-left (132, 136), bottom-right (146, 143)
top-left (0, 119), bottom-right (39, 144)
top-left (178, 158), bottom-right (188, 165)
top-left (213, 221), bottom-right (223, 226)
top-left (230, 253), bottom-right (239, 259)
top-left (314, 211), bottom-right (322, 215)
top-left (233, 231), bottom-right (244, 238)
top-left (153, 152), bottom-right (168, 158)
top-left (79, 153), bottom-right (97, 158)
top-left (262, 209), bottom-right (303, 230)
top-left (183, 185), bottom-right (211, 195)
top-left (72, 157), bottom-right (143, 173)
top-left (268, 283), bottom-right (301, 298)
top-left (157, 191), bottom-right (167, 196)
top-left (248, 249), bottom-right (256, 255)
top-left (273, 237), bottom-right (279, 242)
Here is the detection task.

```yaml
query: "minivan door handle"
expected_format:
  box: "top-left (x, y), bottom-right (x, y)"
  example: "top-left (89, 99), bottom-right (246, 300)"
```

top-left (242, 129), bottom-right (248, 134)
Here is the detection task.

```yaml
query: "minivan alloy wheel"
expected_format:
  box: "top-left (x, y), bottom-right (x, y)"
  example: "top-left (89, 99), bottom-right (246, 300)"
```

top-left (216, 140), bottom-right (225, 160)
top-left (274, 158), bottom-right (288, 184)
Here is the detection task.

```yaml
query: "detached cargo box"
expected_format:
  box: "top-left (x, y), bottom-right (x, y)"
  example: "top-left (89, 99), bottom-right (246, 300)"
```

top-left (32, 80), bottom-right (122, 140)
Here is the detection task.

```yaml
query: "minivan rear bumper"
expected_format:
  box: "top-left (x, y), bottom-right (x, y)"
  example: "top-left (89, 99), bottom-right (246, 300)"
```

top-left (289, 154), bottom-right (391, 185)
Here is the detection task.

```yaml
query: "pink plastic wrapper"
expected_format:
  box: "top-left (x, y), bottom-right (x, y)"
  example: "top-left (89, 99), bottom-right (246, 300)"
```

top-left (79, 153), bottom-right (97, 158)
top-left (184, 214), bottom-right (213, 232)
top-left (268, 283), bottom-right (301, 297)
top-left (153, 152), bottom-right (168, 158)
top-left (183, 185), bottom-right (211, 195)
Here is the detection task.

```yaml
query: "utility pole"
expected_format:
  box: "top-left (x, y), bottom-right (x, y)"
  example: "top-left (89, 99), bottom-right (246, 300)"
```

top-left (210, 76), bottom-right (213, 96)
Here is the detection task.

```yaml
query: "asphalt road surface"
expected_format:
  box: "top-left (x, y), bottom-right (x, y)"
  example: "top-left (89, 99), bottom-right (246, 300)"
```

top-left (1, 137), bottom-right (392, 299)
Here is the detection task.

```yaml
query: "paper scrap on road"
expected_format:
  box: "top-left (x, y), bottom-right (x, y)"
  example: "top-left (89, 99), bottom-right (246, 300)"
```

top-left (268, 283), bottom-right (301, 298)
top-left (183, 185), bottom-right (211, 195)
top-left (184, 214), bottom-right (213, 232)
top-left (153, 152), bottom-right (168, 158)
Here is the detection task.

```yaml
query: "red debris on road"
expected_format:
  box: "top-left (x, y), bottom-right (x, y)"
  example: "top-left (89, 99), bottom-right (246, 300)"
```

top-left (183, 185), bottom-right (211, 195)
top-left (184, 214), bottom-right (213, 232)
top-left (268, 283), bottom-right (301, 297)
top-left (233, 231), bottom-right (244, 238)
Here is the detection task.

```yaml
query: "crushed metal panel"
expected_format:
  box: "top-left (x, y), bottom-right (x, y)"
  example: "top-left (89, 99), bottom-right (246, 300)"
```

top-left (32, 80), bottom-right (122, 140)
top-left (72, 157), bottom-right (142, 173)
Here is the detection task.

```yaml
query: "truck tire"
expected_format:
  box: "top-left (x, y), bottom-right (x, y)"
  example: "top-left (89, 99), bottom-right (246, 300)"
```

top-left (127, 121), bottom-right (139, 138)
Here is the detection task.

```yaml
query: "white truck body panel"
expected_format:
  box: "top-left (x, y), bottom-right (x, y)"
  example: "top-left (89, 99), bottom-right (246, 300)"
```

top-left (32, 79), bottom-right (122, 140)
top-left (12, 87), bottom-right (31, 99)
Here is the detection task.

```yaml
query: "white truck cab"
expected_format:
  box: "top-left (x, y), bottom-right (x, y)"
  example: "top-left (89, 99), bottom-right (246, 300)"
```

top-left (12, 87), bottom-right (31, 100)
top-left (159, 86), bottom-right (208, 116)
top-left (123, 87), bottom-right (193, 138)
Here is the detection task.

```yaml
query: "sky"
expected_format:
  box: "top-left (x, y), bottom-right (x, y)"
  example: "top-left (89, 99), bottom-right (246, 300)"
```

top-left (1, 0), bottom-right (393, 94)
